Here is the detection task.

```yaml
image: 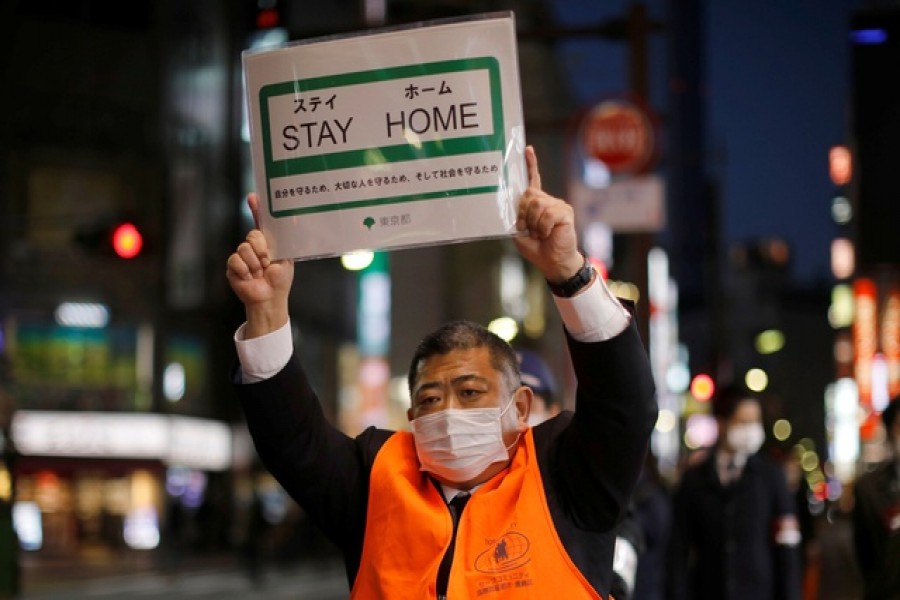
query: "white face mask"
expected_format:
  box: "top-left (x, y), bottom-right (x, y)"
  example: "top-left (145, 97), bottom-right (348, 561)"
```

top-left (727, 423), bottom-right (765, 457)
top-left (411, 395), bottom-right (521, 483)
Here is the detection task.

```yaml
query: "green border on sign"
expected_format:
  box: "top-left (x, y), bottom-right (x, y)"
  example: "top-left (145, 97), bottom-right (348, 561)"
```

top-left (258, 57), bottom-right (505, 217)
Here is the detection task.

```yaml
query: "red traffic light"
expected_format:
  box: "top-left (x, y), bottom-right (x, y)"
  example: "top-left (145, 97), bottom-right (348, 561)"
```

top-left (256, 7), bottom-right (280, 29)
top-left (112, 223), bottom-right (143, 259)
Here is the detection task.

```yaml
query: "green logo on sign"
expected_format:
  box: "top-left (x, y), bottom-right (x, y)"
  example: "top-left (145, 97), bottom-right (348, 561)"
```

top-left (363, 217), bottom-right (375, 230)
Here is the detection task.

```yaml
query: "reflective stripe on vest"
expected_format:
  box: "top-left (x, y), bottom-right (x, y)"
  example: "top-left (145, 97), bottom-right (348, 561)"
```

top-left (351, 427), bottom-right (601, 599)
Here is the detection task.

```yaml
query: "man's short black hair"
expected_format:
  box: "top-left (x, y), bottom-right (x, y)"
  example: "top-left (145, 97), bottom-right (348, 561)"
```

top-left (407, 320), bottom-right (519, 394)
top-left (883, 396), bottom-right (900, 440)
top-left (711, 383), bottom-right (758, 420)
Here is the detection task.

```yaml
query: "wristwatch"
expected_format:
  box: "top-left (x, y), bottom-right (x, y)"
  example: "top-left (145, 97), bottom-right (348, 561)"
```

top-left (547, 253), bottom-right (595, 298)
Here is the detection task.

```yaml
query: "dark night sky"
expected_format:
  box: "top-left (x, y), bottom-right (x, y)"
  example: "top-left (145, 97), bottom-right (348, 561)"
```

top-left (548, 0), bottom-right (862, 284)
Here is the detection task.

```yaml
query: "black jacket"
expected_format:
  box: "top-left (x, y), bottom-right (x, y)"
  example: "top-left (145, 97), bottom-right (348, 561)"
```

top-left (667, 451), bottom-right (802, 600)
top-left (852, 460), bottom-right (900, 600)
top-left (234, 320), bottom-right (656, 598)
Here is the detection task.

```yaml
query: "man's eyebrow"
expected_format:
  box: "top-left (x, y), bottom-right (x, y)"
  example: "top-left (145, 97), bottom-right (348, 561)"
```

top-left (413, 374), bottom-right (490, 396)
top-left (413, 381), bottom-right (441, 397)
top-left (451, 374), bottom-right (490, 387)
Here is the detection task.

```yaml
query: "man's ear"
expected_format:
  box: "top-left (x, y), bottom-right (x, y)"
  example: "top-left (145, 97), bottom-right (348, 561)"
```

top-left (513, 386), bottom-right (533, 431)
top-left (407, 406), bottom-right (414, 422)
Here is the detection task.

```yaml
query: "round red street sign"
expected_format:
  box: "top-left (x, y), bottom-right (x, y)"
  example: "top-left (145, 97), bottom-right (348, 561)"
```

top-left (581, 101), bottom-right (655, 175)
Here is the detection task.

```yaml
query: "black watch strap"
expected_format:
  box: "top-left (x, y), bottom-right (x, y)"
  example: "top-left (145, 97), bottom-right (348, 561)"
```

top-left (547, 254), bottom-right (595, 298)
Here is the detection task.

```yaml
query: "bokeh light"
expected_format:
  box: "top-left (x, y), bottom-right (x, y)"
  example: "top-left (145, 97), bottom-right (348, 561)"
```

top-left (772, 418), bottom-right (792, 441)
top-left (745, 368), bottom-right (768, 392)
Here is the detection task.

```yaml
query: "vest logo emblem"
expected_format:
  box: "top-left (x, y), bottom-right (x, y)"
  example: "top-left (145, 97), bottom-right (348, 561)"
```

top-left (474, 531), bottom-right (530, 573)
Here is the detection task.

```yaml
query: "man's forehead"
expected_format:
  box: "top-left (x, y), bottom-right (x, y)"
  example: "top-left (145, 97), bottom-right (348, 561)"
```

top-left (414, 347), bottom-right (499, 380)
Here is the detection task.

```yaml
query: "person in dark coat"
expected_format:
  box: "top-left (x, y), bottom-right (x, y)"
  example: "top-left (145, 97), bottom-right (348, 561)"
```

top-left (667, 384), bottom-right (802, 600)
top-left (852, 396), bottom-right (900, 599)
top-left (630, 453), bottom-right (671, 600)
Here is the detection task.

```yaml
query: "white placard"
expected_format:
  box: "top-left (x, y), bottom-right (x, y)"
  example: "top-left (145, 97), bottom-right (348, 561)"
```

top-left (243, 13), bottom-right (527, 260)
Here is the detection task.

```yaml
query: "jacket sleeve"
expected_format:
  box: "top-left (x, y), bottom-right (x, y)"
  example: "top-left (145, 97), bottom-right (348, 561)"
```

top-left (550, 312), bottom-right (657, 532)
top-left (233, 353), bottom-right (390, 555)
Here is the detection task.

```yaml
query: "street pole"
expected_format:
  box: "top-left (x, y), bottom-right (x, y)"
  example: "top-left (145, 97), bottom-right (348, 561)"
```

top-left (627, 2), bottom-right (654, 348)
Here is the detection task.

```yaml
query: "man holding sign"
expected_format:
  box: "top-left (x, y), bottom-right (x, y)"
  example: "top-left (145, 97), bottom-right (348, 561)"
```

top-left (227, 146), bottom-right (657, 599)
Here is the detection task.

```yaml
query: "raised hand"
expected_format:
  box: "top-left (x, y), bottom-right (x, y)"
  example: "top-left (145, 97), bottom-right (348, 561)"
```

top-left (513, 146), bottom-right (584, 283)
top-left (226, 193), bottom-right (294, 338)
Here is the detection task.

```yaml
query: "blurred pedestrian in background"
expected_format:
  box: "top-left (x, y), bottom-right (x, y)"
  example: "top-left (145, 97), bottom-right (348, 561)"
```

top-left (667, 384), bottom-right (802, 600)
top-left (783, 445), bottom-right (821, 600)
top-left (239, 489), bottom-right (269, 587)
top-left (0, 499), bottom-right (18, 599)
top-left (515, 349), bottom-right (561, 426)
top-left (852, 395), bottom-right (900, 600)
top-left (516, 348), bottom-right (661, 600)
top-left (629, 451), bottom-right (670, 600)
top-left (160, 495), bottom-right (187, 580)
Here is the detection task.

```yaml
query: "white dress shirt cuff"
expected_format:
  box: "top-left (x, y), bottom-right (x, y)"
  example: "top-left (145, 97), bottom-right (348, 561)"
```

top-left (553, 277), bottom-right (631, 343)
top-left (234, 320), bottom-right (293, 383)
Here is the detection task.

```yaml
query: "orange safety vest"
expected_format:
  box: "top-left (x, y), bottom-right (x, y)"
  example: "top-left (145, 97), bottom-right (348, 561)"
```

top-left (351, 427), bottom-right (603, 599)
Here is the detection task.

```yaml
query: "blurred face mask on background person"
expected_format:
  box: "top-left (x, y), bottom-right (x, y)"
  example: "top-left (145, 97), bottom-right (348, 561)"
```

top-left (411, 394), bottom-right (521, 483)
top-left (727, 422), bottom-right (765, 457)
